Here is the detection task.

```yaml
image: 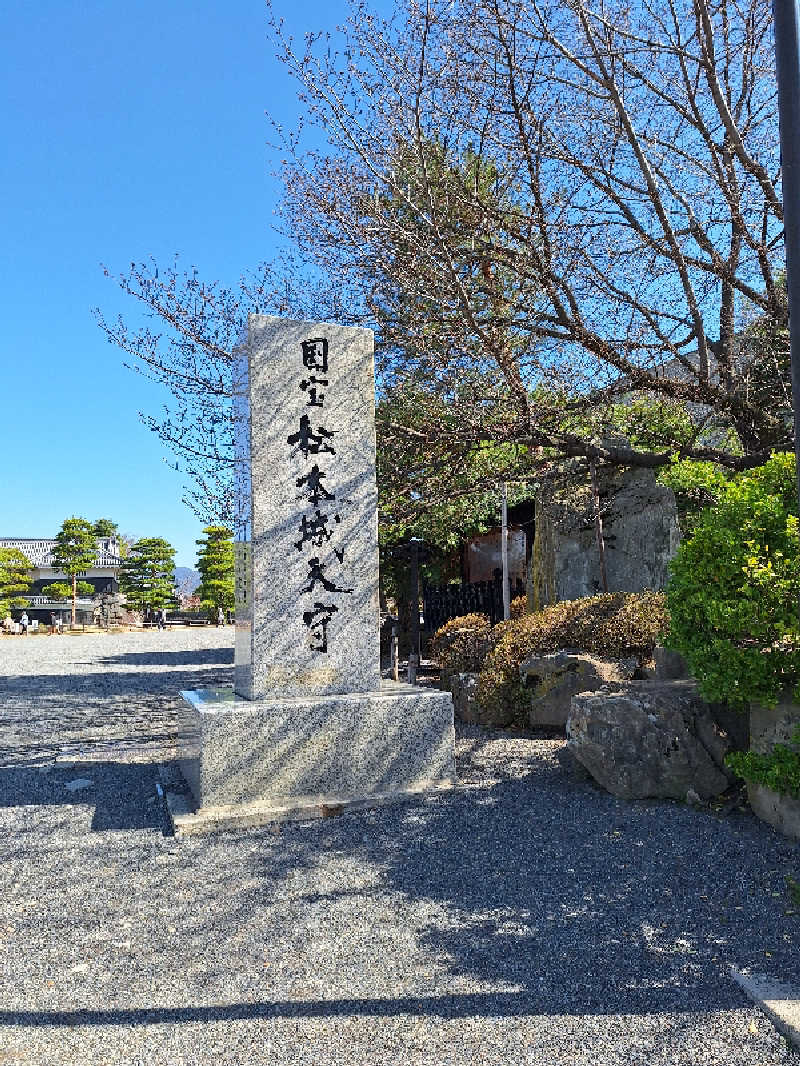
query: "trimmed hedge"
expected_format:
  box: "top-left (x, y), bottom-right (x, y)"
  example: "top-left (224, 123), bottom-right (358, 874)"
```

top-left (430, 613), bottom-right (494, 683)
top-left (510, 594), bottom-right (529, 619)
top-left (477, 591), bottom-right (669, 726)
top-left (429, 594), bottom-right (530, 681)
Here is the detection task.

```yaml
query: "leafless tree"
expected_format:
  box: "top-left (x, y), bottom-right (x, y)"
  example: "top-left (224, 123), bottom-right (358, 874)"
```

top-left (272, 0), bottom-right (786, 516)
top-left (99, 0), bottom-right (787, 526)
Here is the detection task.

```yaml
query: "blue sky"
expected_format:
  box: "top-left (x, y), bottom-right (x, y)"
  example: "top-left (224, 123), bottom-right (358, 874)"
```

top-left (1, 0), bottom-right (379, 567)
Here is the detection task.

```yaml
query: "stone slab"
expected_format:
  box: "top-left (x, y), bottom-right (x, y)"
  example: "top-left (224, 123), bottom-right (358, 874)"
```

top-left (747, 782), bottom-right (800, 841)
top-left (177, 682), bottom-right (456, 810)
top-left (164, 781), bottom-right (455, 836)
top-left (730, 968), bottom-right (800, 1048)
top-left (750, 696), bottom-right (800, 755)
top-left (234, 315), bottom-right (381, 700)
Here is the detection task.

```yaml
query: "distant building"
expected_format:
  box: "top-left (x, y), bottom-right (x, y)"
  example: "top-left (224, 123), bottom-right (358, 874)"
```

top-left (0, 536), bottom-right (121, 622)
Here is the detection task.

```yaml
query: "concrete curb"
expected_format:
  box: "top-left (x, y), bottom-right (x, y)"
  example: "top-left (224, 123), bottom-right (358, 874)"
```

top-left (730, 967), bottom-right (800, 1048)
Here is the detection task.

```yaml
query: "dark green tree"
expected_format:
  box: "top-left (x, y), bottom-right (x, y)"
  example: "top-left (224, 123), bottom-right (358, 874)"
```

top-left (42, 581), bottom-right (95, 602)
top-left (118, 538), bottom-right (177, 614)
top-left (195, 526), bottom-right (235, 619)
top-left (51, 517), bottom-right (98, 627)
top-left (92, 518), bottom-right (118, 538)
top-left (0, 548), bottom-right (33, 617)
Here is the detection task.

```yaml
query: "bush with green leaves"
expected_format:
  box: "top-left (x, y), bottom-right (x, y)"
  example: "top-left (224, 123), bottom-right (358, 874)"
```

top-left (656, 459), bottom-right (734, 535)
top-left (667, 452), bottom-right (800, 710)
top-left (726, 726), bottom-right (800, 798)
top-left (477, 591), bottom-right (668, 725)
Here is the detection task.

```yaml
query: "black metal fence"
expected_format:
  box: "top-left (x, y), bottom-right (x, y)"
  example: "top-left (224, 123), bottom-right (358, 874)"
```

top-left (423, 575), bottom-right (526, 632)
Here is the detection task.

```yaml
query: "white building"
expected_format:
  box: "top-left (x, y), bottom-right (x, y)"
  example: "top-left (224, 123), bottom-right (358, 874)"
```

top-left (0, 536), bottom-right (121, 620)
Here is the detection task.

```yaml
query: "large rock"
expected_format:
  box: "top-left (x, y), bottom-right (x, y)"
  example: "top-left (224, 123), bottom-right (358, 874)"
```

top-left (535, 465), bottom-right (680, 604)
top-left (520, 651), bottom-right (630, 728)
top-left (567, 681), bottom-right (730, 801)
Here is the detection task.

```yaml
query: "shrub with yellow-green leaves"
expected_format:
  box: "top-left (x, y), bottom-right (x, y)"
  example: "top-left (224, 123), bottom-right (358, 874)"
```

top-left (477, 591), bottom-right (669, 726)
top-left (510, 594), bottom-right (528, 619)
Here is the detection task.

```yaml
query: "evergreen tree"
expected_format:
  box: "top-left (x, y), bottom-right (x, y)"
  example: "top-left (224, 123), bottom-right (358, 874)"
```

top-left (51, 517), bottom-right (98, 627)
top-left (92, 518), bottom-right (118, 538)
top-left (42, 581), bottom-right (95, 602)
top-left (118, 538), bottom-right (177, 614)
top-left (0, 547), bottom-right (33, 617)
top-left (195, 526), bottom-right (235, 619)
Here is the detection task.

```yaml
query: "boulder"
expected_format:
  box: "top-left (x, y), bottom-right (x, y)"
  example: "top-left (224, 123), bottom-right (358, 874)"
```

top-left (566, 680), bottom-right (730, 801)
top-left (450, 672), bottom-right (482, 724)
top-left (520, 651), bottom-right (628, 728)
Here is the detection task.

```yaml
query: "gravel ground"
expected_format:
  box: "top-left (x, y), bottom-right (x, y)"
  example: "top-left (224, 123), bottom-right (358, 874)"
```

top-left (0, 628), bottom-right (798, 1065)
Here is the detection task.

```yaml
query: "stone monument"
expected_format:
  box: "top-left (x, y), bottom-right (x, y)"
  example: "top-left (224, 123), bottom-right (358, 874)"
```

top-left (174, 315), bottom-right (456, 833)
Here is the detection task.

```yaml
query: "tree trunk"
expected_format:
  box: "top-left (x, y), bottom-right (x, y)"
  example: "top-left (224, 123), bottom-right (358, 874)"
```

top-left (71, 573), bottom-right (77, 628)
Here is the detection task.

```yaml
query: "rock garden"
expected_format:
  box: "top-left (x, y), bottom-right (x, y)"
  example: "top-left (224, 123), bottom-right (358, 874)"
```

top-left (432, 454), bottom-right (800, 842)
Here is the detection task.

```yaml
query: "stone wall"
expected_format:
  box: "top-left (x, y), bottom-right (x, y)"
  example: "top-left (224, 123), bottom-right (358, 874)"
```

top-left (532, 467), bottom-right (680, 604)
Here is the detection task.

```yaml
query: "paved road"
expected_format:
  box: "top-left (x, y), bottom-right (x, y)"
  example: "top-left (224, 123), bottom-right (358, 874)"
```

top-left (0, 629), bottom-right (798, 1065)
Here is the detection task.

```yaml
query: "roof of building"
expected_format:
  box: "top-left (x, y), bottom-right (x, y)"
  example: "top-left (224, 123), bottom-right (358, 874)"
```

top-left (0, 537), bottom-right (121, 569)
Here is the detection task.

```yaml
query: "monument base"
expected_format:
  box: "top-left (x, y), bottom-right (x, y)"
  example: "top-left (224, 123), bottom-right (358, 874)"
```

top-left (170, 682), bottom-right (456, 835)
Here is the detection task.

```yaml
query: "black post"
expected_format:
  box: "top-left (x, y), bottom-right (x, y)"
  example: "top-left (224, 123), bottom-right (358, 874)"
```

top-left (774, 0), bottom-right (800, 531)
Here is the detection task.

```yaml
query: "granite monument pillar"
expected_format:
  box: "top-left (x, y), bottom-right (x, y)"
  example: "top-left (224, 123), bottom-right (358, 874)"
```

top-left (174, 315), bottom-right (456, 833)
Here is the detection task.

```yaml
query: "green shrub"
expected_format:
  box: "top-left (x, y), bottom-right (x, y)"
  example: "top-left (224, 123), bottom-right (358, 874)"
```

top-left (667, 452), bottom-right (800, 709)
top-left (726, 726), bottom-right (800, 798)
top-left (430, 613), bottom-right (494, 682)
top-left (656, 458), bottom-right (734, 535)
top-left (477, 591), bottom-right (668, 726)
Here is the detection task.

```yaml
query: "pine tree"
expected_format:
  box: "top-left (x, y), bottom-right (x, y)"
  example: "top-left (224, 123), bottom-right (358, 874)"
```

top-left (51, 517), bottom-right (98, 627)
top-left (42, 581), bottom-right (95, 602)
top-left (92, 518), bottom-right (118, 538)
top-left (0, 548), bottom-right (33, 618)
top-left (195, 526), bottom-right (235, 620)
top-left (118, 538), bottom-right (177, 615)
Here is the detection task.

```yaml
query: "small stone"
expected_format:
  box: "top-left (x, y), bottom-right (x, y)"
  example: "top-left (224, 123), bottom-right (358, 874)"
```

top-left (64, 778), bottom-right (93, 793)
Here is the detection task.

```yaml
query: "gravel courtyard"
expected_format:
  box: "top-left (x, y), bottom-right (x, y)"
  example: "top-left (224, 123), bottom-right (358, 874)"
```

top-left (0, 628), bottom-right (798, 1065)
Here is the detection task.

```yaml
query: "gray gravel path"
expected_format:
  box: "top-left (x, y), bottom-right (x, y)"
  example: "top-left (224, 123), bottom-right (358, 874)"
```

top-left (0, 628), bottom-right (798, 1065)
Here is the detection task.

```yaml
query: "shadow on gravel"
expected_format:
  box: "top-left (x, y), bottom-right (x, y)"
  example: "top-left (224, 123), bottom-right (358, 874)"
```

top-left (0, 762), bottom-right (166, 831)
top-left (0, 988), bottom-right (648, 1026)
top-left (232, 755), bottom-right (800, 1019)
top-left (96, 647), bottom-right (234, 668)
top-left (0, 665), bottom-right (232, 698)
